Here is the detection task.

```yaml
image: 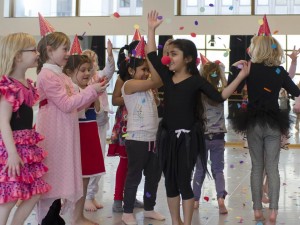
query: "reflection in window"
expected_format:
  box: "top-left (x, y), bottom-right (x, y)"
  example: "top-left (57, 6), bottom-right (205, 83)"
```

top-left (120, 0), bottom-right (130, 7)
top-left (179, 0), bottom-right (251, 15)
top-left (256, 0), bottom-right (300, 14)
top-left (14, 0), bottom-right (75, 17)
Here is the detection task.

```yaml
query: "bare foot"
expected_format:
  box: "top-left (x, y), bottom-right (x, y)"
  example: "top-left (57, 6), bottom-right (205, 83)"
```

top-left (254, 209), bottom-right (265, 221)
top-left (194, 200), bottom-right (199, 209)
top-left (74, 216), bottom-right (99, 225)
top-left (92, 199), bottom-right (103, 209)
top-left (269, 209), bottom-right (278, 223)
top-left (144, 210), bottom-right (165, 221)
top-left (218, 198), bottom-right (228, 214)
top-left (122, 213), bottom-right (137, 225)
top-left (84, 199), bottom-right (97, 212)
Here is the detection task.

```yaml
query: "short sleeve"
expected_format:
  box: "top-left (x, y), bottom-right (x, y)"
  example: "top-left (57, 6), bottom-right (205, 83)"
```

top-left (0, 75), bottom-right (24, 112)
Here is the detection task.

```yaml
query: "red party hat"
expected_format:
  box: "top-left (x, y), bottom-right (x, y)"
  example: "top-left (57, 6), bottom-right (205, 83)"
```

top-left (69, 35), bottom-right (82, 55)
top-left (132, 29), bottom-right (142, 41)
top-left (257, 15), bottom-right (271, 36)
top-left (200, 53), bottom-right (210, 65)
top-left (133, 36), bottom-right (145, 59)
top-left (38, 12), bottom-right (55, 37)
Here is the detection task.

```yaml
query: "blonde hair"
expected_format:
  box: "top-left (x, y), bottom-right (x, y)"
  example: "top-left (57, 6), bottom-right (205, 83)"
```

top-left (82, 49), bottom-right (99, 71)
top-left (249, 36), bottom-right (284, 66)
top-left (0, 33), bottom-right (36, 76)
top-left (37, 32), bottom-right (70, 73)
top-left (201, 62), bottom-right (227, 92)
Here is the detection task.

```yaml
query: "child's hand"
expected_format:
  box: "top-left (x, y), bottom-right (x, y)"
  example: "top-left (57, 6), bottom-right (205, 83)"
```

top-left (287, 45), bottom-right (300, 63)
top-left (107, 39), bottom-right (113, 57)
top-left (237, 61), bottom-right (250, 79)
top-left (93, 78), bottom-right (109, 93)
top-left (148, 10), bottom-right (163, 31)
top-left (232, 60), bottom-right (248, 68)
top-left (3, 152), bottom-right (24, 178)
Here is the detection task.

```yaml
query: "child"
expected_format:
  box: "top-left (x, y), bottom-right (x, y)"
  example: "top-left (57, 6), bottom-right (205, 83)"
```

top-left (107, 41), bottom-right (144, 213)
top-left (193, 60), bottom-right (228, 214)
top-left (120, 38), bottom-right (165, 225)
top-left (0, 33), bottom-right (50, 225)
top-left (231, 35), bottom-right (300, 223)
top-left (82, 40), bottom-right (115, 211)
top-left (147, 10), bottom-right (249, 225)
top-left (66, 52), bottom-right (106, 224)
top-left (35, 32), bottom-right (107, 225)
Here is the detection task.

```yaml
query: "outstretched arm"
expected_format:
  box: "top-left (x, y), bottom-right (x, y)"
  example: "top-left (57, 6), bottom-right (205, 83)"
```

top-left (147, 10), bottom-right (163, 54)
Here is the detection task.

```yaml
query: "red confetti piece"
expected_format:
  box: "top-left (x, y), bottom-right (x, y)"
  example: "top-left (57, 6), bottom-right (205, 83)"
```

top-left (161, 56), bottom-right (171, 65)
top-left (190, 32), bottom-right (197, 37)
top-left (204, 196), bottom-right (209, 202)
top-left (264, 87), bottom-right (271, 92)
top-left (179, 26), bottom-right (184, 30)
top-left (113, 12), bottom-right (120, 18)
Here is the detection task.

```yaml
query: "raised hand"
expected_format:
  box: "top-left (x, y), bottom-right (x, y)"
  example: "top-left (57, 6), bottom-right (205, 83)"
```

top-left (107, 39), bottom-right (113, 57)
top-left (147, 10), bottom-right (163, 31)
top-left (287, 45), bottom-right (300, 63)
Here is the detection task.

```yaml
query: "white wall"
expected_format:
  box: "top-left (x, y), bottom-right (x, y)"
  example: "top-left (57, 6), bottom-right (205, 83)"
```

top-left (0, 0), bottom-right (299, 36)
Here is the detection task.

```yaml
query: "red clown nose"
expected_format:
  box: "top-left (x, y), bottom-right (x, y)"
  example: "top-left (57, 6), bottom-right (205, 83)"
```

top-left (161, 56), bottom-right (171, 65)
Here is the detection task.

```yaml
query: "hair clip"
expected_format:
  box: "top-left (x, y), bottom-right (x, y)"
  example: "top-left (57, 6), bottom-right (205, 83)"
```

top-left (210, 72), bottom-right (218, 78)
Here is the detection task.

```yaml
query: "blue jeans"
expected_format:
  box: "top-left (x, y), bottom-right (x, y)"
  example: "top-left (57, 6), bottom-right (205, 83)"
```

top-left (193, 138), bottom-right (227, 200)
top-left (247, 123), bottom-right (281, 210)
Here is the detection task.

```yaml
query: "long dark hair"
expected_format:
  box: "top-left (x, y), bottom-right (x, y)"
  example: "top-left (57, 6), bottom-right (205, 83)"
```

top-left (117, 40), bottom-right (140, 70)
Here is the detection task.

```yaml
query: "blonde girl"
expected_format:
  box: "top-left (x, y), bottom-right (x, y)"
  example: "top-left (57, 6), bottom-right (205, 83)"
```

top-left (0, 33), bottom-right (50, 225)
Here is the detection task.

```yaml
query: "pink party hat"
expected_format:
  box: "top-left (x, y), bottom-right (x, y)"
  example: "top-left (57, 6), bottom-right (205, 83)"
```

top-left (69, 35), bottom-right (82, 55)
top-left (133, 36), bottom-right (145, 59)
top-left (132, 29), bottom-right (142, 41)
top-left (257, 15), bottom-right (271, 36)
top-left (38, 12), bottom-right (55, 37)
top-left (200, 53), bottom-right (210, 65)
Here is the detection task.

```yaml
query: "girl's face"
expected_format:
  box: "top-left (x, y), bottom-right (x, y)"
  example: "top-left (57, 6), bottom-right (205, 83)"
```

top-left (167, 45), bottom-right (187, 72)
top-left (131, 61), bottom-right (149, 80)
top-left (20, 45), bottom-right (40, 69)
top-left (71, 62), bottom-right (92, 89)
top-left (48, 44), bottom-right (69, 67)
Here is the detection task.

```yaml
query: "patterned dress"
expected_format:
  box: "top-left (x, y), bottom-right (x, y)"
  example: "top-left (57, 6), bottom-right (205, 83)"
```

top-left (107, 105), bottom-right (128, 158)
top-left (0, 76), bottom-right (50, 203)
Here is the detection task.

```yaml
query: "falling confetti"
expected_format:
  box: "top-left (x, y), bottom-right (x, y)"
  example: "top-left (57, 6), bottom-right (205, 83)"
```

top-left (157, 15), bottom-right (163, 20)
top-left (237, 64), bottom-right (243, 69)
top-left (200, 7), bottom-right (205, 12)
top-left (157, 44), bottom-right (163, 49)
top-left (146, 192), bottom-right (151, 198)
top-left (230, 164), bottom-right (234, 168)
top-left (113, 12), bottom-right (120, 18)
top-left (134, 24), bottom-right (140, 29)
top-left (208, 160), bottom-right (212, 165)
top-left (271, 44), bottom-right (277, 49)
top-left (264, 87), bottom-right (272, 92)
top-left (204, 196), bottom-right (209, 202)
top-left (223, 52), bottom-right (229, 57)
top-left (273, 30), bottom-right (279, 34)
top-left (229, 6), bottom-right (234, 10)
top-left (239, 160), bottom-right (244, 164)
top-left (191, 32), bottom-right (197, 37)
top-left (179, 26), bottom-right (184, 30)
top-left (209, 3), bottom-right (214, 7)
top-left (194, 20), bottom-right (199, 25)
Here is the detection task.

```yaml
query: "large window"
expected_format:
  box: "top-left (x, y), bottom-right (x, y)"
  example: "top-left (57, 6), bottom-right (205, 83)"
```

top-left (178, 0), bottom-right (300, 15)
top-left (7, 0), bottom-right (143, 17)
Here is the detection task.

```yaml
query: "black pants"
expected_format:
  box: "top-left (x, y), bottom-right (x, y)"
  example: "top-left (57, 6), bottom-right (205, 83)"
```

top-left (123, 140), bottom-right (162, 213)
top-left (163, 132), bottom-right (195, 200)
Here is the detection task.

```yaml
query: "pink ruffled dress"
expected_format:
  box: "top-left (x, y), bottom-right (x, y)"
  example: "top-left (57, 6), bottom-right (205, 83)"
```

top-left (0, 76), bottom-right (50, 204)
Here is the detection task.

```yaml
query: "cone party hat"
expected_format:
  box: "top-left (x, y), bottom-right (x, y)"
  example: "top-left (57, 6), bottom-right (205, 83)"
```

top-left (133, 36), bottom-right (145, 59)
top-left (38, 12), bottom-right (55, 37)
top-left (200, 53), bottom-right (210, 65)
top-left (69, 35), bottom-right (82, 55)
top-left (132, 29), bottom-right (142, 41)
top-left (257, 15), bottom-right (271, 36)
